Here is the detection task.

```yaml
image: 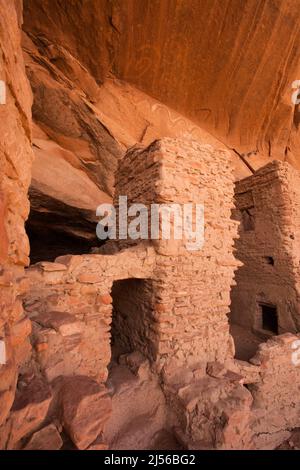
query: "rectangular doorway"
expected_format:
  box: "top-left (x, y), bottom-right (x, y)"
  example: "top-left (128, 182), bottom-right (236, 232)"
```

top-left (260, 303), bottom-right (278, 334)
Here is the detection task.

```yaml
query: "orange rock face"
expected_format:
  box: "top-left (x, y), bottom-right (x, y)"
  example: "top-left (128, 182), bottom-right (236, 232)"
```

top-left (0, 0), bottom-right (33, 267)
top-left (3, 0), bottom-right (300, 453)
top-left (0, 195), bottom-right (8, 264)
top-left (0, 0), bottom-right (34, 443)
top-left (24, 0), bottom-right (300, 169)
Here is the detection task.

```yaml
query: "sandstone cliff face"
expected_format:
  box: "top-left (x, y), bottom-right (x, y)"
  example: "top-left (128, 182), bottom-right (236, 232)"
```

top-left (0, 0), bottom-right (33, 267)
top-left (114, 0), bottom-right (300, 163)
top-left (0, 0), bottom-right (34, 440)
top-left (22, 32), bottom-right (123, 260)
top-left (23, 0), bottom-right (115, 85)
top-left (23, 0), bottom-right (300, 170)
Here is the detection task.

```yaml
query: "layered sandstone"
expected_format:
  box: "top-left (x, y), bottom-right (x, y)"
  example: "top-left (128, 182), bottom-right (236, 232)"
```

top-left (23, 0), bottom-right (300, 168)
top-left (0, 0), bottom-right (34, 445)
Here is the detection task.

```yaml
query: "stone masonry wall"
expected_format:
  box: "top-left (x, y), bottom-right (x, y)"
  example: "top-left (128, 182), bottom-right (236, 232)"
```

top-left (18, 140), bottom-right (300, 450)
top-left (111, 140), bottom-right (300, 449)
top-left (114, 138), bottom-right (240, 371)
top-left (231, 333), bottom-right (300, 449)
top-left (231, 161), bottom-right (300, 333)
top-left (249, 333), bottom-right (300, 448)
top-left (108, 142), bottom-right (163, 362)
top-left (24, 246), bottom-right (156, 383)
top-left (4, 136), bottom-right (240, 449)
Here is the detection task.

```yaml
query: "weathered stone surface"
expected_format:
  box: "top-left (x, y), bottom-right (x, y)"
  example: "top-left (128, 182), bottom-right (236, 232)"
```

top-left (23, 0), bottom-right (300, 171)
top-left (0, 196), bottom-right (9, 264)
top-left (5, 377), bottom-right (52, 449)
top-left (169, 376), bottom-right (253, 450)
top-left (0, 0), bottom-right (33, 267)
top-left (39, 262), bottom-right (68, 272)
top-left (33, 311), bottom-right (82, 337)
top-left (232, 161), bottom-right (300, 333)
top-left (0, 390), bottom-right (14, 427)
top-left (10, 317), bottom-right (32, 347)
top-left (103, 361), bottom-right (167, 450)
top-left (247, 333), bottom-right (300, 448)
top-left (23, 0), bottom-right (114, 84)
top-left (24, 245), bottom-right (156, 382)
top-left (288, 429), bottom-right (300, 450)
top-left (231, 360), bottom-right (261, 385)
top-left (0, 0), bottom-right (33, 450)
top-left (59, 376), bottom-right (112, 450)
top-left (207, 362), bottom-right (227, 379)
top-left (99, 294), bottom-right (113, 305)
top-left (23, 424), bottom-right (63, 450)
top-left (119, 352), bottom-right (151, 382)
top-left (87, 435), bottom-right (109, 451)
top-left (21, 32), bottom-right (123, 258)
top-left (77, 273), bottom-right (101, 284)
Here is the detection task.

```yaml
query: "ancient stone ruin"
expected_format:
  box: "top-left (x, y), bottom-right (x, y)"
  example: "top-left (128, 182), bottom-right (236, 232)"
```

top-left (231, 161), bottom-right (300, 336)
top-left (2, 0), bottom-right (300, 453)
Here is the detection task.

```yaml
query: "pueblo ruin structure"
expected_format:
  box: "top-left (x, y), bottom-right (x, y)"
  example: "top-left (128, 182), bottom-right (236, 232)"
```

top-left (3, 136), bottom-right (300, 450)
top-left (2, 0), bottom-right (300, 453)
top-left (231, 161), bottom-right (300, 337)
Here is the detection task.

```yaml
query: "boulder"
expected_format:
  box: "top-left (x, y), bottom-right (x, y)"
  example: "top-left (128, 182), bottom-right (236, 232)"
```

top-left (59, 376), bottom-right (112, 450)
top-left (24, 424), bottom-right (63, 450)
top-left (6, 377), bottom-right (53, 449)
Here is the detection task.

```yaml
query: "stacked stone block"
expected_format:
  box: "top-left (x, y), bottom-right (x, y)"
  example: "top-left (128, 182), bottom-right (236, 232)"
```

top-left (114, 138), bottom-right (240, 370)
top-left (231, 161), bottom-right (300, 333)
top-left (24, 247), bottom-right (156, 383)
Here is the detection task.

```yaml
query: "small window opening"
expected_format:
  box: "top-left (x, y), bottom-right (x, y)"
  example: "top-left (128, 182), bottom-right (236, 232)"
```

top-left (265, 256), bottom-right (274, 266)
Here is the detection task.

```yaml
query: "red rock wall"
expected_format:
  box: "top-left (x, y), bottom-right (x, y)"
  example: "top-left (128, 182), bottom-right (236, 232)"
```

top-left (0, 0), bottom-right (34, 444)
top-left (23, 0), bottom-right (300, 169)
top-left (23, 0), bottom-right (115, 84)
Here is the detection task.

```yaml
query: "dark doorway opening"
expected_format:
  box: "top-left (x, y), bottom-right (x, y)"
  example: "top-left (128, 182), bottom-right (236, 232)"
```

top-left (260, 303), bottom-right (278, 334)
top-left (110, 278), bottom-right (155, 364)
